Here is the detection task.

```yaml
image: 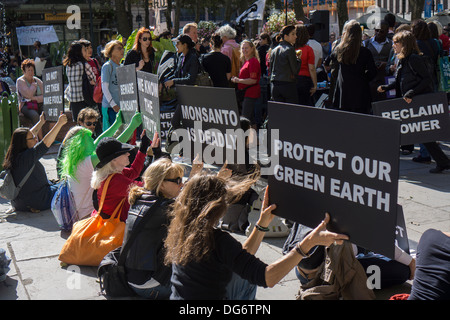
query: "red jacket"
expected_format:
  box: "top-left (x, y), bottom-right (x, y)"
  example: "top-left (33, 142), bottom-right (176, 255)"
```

top-left (95, 150), bottom-right (145, 221)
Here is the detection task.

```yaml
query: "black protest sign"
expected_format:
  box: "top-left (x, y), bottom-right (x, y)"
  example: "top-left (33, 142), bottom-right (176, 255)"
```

top-left (175, 85), bottom-right (242, 165)
top-left (117, 64), bottom-right (138, 123)
top-left (136, 71), bottom-right (160, 138)
top-left (267, 102), bottom-right (401, 259)
top-left (42, 66), bottom-right (64, 121)
top-left (396, 205), bottom-right (410, 254)
top-left (372, 92), bottom-right (450, 145)
top-left (160, 104), bottom-right (176, 140)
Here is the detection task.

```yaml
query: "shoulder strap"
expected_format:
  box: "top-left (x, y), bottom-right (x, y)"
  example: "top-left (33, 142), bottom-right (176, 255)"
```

top-left (118, 198), bottom-right (164, 266)
top-left (97, 173), bottom-right (116, 214)
top-left (17, 164), bottom-right (35, 189)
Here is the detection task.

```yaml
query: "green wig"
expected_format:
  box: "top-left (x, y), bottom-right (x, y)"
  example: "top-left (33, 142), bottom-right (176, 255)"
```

top-left (60, 127), bottom-right (95, 181)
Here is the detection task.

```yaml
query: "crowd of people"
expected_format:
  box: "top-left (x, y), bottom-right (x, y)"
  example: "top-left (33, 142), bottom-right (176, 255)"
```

top-left (2, 16), bottom-right (449, 301)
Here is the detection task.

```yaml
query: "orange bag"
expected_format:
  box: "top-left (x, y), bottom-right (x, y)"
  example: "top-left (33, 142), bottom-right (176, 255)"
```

top-left (58, 174), bottom-right (126, 266)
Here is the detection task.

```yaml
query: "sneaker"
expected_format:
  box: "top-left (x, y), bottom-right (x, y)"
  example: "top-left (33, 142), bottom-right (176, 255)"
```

top-left (429, 164), bottom-right (450, 173)
top-left (412, 156), bottom-right (432, 164)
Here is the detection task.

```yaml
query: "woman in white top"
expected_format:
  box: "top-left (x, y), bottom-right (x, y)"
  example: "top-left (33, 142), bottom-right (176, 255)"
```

top-left (59, 110), bottom-right (142, 220)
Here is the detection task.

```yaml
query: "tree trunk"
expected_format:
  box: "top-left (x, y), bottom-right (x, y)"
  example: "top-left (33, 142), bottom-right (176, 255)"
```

top-left (165, 0), bottom-right (173, 33)
top-left (224, 0), bottom-right (232, 22)
top-left (144, 0), bottom-right (150, 28)
top-left (336, 0), bottom-right (349, 35)
top-left (174, 0), bottom-right (181, 35)
top-left (116, 0), bottom-right (132, 37)
top-left (409, 0), bottom-right (425, 21)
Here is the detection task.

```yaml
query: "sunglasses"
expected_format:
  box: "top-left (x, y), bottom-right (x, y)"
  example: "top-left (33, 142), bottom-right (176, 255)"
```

top-left (164, 177), bottom-right (183, 185)
top-left (141, 37), bottom-right (151, 42)
top-left (85, 121), bottom-right (98, 126)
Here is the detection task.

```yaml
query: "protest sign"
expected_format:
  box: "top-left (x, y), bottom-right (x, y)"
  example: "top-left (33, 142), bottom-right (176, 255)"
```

top-left (16, 25), bottom-right (59, 46)
top-left (136, 71), bottom-right (160, 138)
top-left (160, 103), bottom-right (176, 140)
top-left (372, 92), bottom-right (450, 145)
top-left (267, 102), bottom-right (401, 258)
top-left (174, 85), bottom-right (243, 166)
top-left (395, 205), bottom-right (410, 254)
top-left (117, 64), bottom-right (139, 123)
top-left (42, 66), bottom-right (64, 121)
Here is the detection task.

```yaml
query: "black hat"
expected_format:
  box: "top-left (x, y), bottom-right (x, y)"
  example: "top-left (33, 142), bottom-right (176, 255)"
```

top-left (95, 137), bottom-right (136, 169)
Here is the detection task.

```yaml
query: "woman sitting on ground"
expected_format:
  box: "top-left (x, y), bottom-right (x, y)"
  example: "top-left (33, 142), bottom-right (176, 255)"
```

top-left (2, 113), bottom-right (67, 212)
top-left (164, 172), bottom-right (349, 300)
top-left (123, 158), bottom-right (185, 299)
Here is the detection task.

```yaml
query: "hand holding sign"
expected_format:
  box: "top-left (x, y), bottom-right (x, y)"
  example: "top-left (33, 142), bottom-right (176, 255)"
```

top-left (189, 154), bottom-right (204, 179)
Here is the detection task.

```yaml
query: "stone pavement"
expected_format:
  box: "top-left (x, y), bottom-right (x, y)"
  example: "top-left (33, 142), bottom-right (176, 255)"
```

top-left (0, 142), bottom-right (449, 301)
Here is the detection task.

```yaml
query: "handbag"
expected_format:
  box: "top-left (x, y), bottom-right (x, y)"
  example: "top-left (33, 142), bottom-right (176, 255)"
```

top-left (0, 165), bottom-right (35, 201)
top-left (82, 62), bottom-right (96, 106)
top-left (195, 58), bottom-right (213, 87)
top-left (97, 198), bottom-right (163, 297)
top-left (93, 77), bottom-right (103, 103)
top-left (25, 100), bottom-right (39, 111)
top-left (235, 83), bottom-right (257, 107)
top-left (51, 179), bottom-right (77, 231)
top-left (58, 174), bottom-right (126, 266)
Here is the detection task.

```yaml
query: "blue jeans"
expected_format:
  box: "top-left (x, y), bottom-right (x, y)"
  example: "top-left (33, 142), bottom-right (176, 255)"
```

top-left (131, 283), bottom-right (171, 300)
top-left (419, 144), bottom-right (430, 158)
top-left (225, 272), bottom-right (257, 300)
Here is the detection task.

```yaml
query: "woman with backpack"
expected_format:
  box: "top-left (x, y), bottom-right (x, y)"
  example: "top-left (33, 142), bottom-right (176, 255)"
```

top-left (63, 41), bottom-right (97, 122)
top-left (378, 30), bottom-right (450, 173)
top-left (2, 113), bottom-right (67, 212)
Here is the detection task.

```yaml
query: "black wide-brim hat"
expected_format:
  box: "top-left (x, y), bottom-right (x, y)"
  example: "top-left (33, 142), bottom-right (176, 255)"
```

top-left (95, 137), bottom-right (136, 169)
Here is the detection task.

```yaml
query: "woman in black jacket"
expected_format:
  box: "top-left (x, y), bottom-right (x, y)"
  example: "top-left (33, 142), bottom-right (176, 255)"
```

top-left (124, 27), bottom-right (155, 73)
top-left (269, 25), bottom-right (302, 104)
top-left (378, 31), bottom-right (450, 173)
top-left (124, 158), bottom-right (185, 299)
top-left (164, 34), bottom-right (199, 88)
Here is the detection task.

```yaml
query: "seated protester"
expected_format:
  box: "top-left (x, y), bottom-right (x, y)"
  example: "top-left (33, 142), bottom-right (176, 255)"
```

top-left (164, 175), bottom-right (349, 300)
top-left (90, 130), bottom-right (154, 222)
top-left (56, 107), bottom-right (103, 179)
top-left (58, 111), bottom-right (142, 221)
top-left (408, 229), bottom-right (450, 300)
top-left (124, 158), bottom-right (185, 299)
top-left (283, 222), bottom-right (415, 290)
top-left (3, 113), bottom-right (68, 212)
top-left (16, 59), bottom-right (44, 140)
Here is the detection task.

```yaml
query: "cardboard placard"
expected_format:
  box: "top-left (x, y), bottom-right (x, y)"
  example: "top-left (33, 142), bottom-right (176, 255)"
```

top-left (117, 64), bottom-right (139, 124)
top-left (136, 71), bottom-right (160, 139)
top-left (372, 92), bottom-right (450, 145)
top-left (267, 102), bottom-right (401, 259)
top-left (396, 205), bottom-right (410, 255)
top-left (42, 66), bottom-right (64, 121)
top-left (174, 85), bottom-right (243, 165)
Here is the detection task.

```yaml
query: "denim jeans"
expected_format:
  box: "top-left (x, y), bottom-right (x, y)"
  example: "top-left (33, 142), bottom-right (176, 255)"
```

top-left (225, 272), bottom-right (257, 300)
top-left (419, 144), bottom-right (430, 158)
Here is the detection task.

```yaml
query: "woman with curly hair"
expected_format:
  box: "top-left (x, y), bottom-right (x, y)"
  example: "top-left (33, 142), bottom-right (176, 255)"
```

top-left (164, 173), bottom-right (348, 300)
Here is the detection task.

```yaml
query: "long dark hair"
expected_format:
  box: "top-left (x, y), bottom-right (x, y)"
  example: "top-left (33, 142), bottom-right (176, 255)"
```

top-left (412, 19), bottom-right (431, 41)
top-left (335, 20), bottom-right (362, 65)
top-left (132, 27), bottom-right (155, 57)
top-left (2, 127), bottom-right (31, 170)
top-left (63, 41), bottom-right (85, 67)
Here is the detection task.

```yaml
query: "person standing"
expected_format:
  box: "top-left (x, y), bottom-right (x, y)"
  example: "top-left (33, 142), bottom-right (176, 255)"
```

top-left (124, 27), bottom-right (155, 74)
top-left (377, 30), bottom-right (450, 173)
top-left (101, 40), bottom-right (124, 130)
top-left (64, 41), bottom-right (97, 122)
top-left (330, 20), bottom-right (377, 114)
top-left (231, 40), bottom-right (261, 127)
top-left (295, 24), bottom-right (317, 106)
top-left (201, 34), bottom-right (231, 88)
top-left (269, 25), bottom-right (302, 104)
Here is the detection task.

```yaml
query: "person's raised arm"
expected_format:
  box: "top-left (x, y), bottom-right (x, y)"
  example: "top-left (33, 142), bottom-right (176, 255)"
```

top-left (116, 112), bottom-right (142, 143)
top-left (42, 113), bottom-right (68, 148)
top-left (30, 111), bottom-right (46, 138)
top-left (264, 212), bottom-right (349, 288)
top-left (93, 110), bottom-right (124, 147)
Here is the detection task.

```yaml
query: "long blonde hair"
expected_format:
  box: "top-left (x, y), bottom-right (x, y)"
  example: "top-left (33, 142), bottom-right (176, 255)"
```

top-left (128, 158), bottom-right (185, 205)
top-left (240, 40), bottom-right (260, 63)
top-left (335, 19), bottom-right (362, 65)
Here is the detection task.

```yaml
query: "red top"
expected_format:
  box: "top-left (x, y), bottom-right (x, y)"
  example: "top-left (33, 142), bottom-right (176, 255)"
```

top-left (87, 58), bottom-right (101, 79)
top-left (238, 57), bottom-right (261, 98)
top-left (95, 150), bottom-right (145, 221)
top-left (296, 45), bottom-right (315, 77)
